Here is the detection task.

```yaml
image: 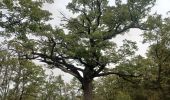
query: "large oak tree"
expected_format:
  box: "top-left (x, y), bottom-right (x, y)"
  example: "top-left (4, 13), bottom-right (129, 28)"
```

top-left (0, 0), bottom-right (156, 100)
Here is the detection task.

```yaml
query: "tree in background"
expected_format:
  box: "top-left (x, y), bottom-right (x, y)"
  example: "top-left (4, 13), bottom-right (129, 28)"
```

top-left (142, 14), bottom-right (170, 99)
top-left (0, 49), bottom-right (45, 100)
top-left (0, 0), bottom-right (157, 100)
top-left (93, 56), bottom-right (151, 100)
top-left (0, 48), bottom-right (80, 100)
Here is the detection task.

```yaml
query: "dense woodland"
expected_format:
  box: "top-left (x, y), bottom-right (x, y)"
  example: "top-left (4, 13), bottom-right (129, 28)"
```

top-left (0, 0), bottom-right (170, 100)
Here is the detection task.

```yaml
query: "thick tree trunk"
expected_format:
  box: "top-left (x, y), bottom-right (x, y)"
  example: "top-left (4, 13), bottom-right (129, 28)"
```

top-left (82, 80), bottom-right (93, 100)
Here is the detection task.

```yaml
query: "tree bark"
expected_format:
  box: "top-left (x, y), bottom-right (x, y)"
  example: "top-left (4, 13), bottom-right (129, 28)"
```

top-left (82, 80), bottom-right (93, 100)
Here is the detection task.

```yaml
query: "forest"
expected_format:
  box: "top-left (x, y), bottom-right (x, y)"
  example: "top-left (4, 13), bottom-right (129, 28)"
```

top-left (0, 0), bottom-right (170, 100)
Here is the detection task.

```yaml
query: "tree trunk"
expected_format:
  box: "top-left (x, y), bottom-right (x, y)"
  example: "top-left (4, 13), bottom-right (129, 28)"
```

top-left (82, 80), bottom-right (93, 100)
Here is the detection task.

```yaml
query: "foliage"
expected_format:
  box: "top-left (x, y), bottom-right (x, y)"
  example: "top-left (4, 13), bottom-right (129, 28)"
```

top-left (3, 0), bottom-right (170, 100)
top-left (0, 49), bottom-right (79, 100)
top-left (93, 15), bottom-right (170, 100)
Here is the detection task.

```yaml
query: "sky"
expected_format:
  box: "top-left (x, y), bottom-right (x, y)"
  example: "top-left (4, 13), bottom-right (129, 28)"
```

top-left (43, 0), bottom-right (170, 25)
top-left (42, 0), bottom-right (170, 82)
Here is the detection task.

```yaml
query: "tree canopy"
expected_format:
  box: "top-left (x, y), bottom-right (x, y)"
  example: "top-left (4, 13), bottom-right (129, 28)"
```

top-left (2, 0), bottom-right (170, 100)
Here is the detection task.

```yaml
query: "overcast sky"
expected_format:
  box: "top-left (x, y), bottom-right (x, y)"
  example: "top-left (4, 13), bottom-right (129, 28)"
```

top-left (43, 0), bottom-right (170, 25)
top-left (42, 0), bottom-right (170, 82)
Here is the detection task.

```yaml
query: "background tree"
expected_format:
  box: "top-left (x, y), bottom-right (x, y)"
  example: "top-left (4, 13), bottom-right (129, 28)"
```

top-left (0, 49), bottom-right (46, 100)
top-left (93, 55), bottom-right (153, 100)
top-left (0, 0), bottom-right (156, 100)
top-left (67, 77), bottom-right (82, 100)
top-left (0, 50), bottom-right (14, 100)
top-left (142, 14), bottom-right (170, 99)
top-left (0, 48), bottom-right (79, 100)
top-left (41, 73), bottom-right (70, 100)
